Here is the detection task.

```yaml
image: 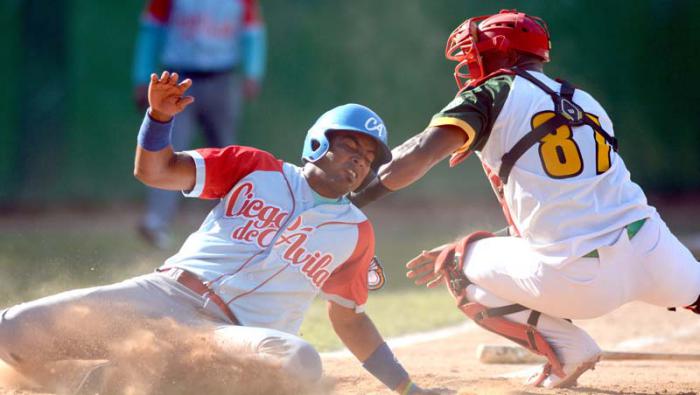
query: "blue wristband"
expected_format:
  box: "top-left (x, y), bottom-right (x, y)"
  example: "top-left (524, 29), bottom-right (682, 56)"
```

top-left (362, 342), bottom-right (409, 390)
top-left (137, 110), bottom-right (173, 151)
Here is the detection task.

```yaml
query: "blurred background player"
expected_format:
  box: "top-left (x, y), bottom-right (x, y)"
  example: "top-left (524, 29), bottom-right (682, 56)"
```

top-left (0, 72), bottom-right (436, 395)
top-left (353, 9), bottom-right (700, 389)
top-left (132, 0), bottom-right (267, 249)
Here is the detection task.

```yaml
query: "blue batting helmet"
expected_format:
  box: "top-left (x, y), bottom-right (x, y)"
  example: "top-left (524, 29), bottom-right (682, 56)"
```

top-left (301, 103), bottom-right (392, 169)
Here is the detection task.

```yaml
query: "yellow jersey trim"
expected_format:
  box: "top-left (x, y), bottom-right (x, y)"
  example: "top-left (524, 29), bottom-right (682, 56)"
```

top-left (428, 117), bottom-right (477, 154)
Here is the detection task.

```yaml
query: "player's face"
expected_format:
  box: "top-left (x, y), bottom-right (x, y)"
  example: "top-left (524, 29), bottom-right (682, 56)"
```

top-left (316, 131), bottom-right (377, 196)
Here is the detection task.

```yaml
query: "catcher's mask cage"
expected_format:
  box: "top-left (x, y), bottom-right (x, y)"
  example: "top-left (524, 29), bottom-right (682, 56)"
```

top-left (301, 103), bottom-right (392, 171)
top-left (446, 9), bottom-right (551, 90)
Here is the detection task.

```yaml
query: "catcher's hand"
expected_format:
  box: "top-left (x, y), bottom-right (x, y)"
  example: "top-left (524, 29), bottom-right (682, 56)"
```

top-left (405, 243), bottom-right (450, 288)
top-left (148, 71), bottom-right (194, 122)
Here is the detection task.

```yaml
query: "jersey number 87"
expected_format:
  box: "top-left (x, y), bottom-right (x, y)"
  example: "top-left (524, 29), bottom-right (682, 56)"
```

top-left (533, 111), bottom-right (612, 178)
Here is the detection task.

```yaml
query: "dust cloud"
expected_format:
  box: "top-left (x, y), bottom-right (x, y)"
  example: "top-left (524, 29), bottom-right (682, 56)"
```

top-left (0, 305), bottom-right (328, 395)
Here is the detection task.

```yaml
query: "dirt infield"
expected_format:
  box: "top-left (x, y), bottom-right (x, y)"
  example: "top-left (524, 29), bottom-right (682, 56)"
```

top-left (1, 198), bottom-right (698, 394)
top-left (4, 305), bottom-right (698, 395)
top-left (324, 302), bottom-right (700, 394)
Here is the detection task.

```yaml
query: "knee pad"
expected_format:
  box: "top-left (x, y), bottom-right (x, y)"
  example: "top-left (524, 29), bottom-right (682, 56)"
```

top-left (285, 341), bottom-right (322, 383)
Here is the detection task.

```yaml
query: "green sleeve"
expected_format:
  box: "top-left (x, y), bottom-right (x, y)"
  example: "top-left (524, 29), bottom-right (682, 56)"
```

top-left (429, 74), bottom-right (513, 153)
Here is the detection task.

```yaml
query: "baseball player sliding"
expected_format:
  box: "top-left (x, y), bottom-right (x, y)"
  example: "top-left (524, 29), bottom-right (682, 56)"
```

top-left (352, 9), bottom-right (700, 389)
top-left (0, 72), bottom-right (436, 394)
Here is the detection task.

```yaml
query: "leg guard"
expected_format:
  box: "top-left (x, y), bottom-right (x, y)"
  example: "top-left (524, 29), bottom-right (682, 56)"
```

top-left (434, 231), bottom-right (566, 379)
top-left (460, 303), bottom-right (565, 379)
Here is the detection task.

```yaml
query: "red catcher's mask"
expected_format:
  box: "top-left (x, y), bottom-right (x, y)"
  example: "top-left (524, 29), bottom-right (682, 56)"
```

top-left (445, 9), bottom-right (551, 90)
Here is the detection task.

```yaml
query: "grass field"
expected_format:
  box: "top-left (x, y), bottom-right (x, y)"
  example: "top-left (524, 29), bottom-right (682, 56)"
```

top-left (1, 195), bottom-right (697, 352)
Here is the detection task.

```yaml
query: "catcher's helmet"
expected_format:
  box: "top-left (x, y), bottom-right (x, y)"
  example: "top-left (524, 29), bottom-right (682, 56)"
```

top-left (302, 103), bottom-right (392, 170)
top-left (446, 9), bottom-right (551, 89)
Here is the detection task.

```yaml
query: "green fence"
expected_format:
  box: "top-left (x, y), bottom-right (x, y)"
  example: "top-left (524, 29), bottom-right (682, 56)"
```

top-left (2, 0), bottom-right (699, 204)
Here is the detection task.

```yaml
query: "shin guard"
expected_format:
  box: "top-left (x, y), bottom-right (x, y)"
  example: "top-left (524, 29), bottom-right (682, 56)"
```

top-left (460, 303), bottom-right (565, 378)
top-left (434, 231), bottom-right (565, 378)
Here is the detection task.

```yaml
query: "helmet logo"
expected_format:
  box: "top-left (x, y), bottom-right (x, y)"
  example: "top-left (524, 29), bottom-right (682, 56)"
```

top-left (364, 117), bottom-right (386, 139)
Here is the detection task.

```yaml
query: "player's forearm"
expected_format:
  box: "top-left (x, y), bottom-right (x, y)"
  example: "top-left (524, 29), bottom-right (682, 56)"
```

top-left (350, 126), bottom-right (466, 208)
top-left (378, 136), bottom-right (438, 191)
top-left (380, 126), bottom-right (467, 190)
top-left (328, 305), bottom-right (414, 393)
top-left (329, 309), bottom-right (383, 360)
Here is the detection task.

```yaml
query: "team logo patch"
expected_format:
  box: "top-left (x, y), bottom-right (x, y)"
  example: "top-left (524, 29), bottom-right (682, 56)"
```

top-left (368, 256), bottom-right (386, 291)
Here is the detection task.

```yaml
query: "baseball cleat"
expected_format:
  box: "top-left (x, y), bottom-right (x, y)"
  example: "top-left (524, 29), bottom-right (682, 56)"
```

top-left (525, 353), bottom-right (601, 389)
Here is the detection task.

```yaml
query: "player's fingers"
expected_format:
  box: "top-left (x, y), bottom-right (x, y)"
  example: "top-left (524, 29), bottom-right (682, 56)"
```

top-left (178, 78), bottom-right (193, 92)
top-left (176, 96), bottom-right (195, 110)
top-left (406, 251), bottom-right (432, 269)
top-left (430, 243), bottom-right (450, 253)
top-left (160, 70), bottom-right (169, 83)
top-left (406, 262), bottom-right (434, 279)
top-left (406, 263), bottom-right (434, 279)
top-left (414, 272), bottom-right (439, 286)
top-left (426, 273), bottom-right (444, 288)
top-left (170, 72), bottom-right (179, 85)
top-left (150, 73), bottom-right (158, 83)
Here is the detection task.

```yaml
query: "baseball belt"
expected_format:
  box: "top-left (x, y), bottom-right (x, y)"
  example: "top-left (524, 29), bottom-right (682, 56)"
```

top-left (158, 268), bottom-right (241, 325)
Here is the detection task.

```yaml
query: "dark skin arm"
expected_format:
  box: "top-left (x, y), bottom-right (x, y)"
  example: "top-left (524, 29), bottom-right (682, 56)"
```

top-left (328, 301), bottom-right (439, 394)
top-left (133, 71), bottom-right (197, 191)
top-left (378, 125), bottom-right (471, 191)
top-left (328, 301), bottom-right (384, 362)
top-left (379, 53), bottom-right (543, 192)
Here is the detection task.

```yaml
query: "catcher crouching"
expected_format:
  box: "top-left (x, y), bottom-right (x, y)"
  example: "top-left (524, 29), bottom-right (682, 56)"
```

top-left (354, 9), bottom-right (700, 389)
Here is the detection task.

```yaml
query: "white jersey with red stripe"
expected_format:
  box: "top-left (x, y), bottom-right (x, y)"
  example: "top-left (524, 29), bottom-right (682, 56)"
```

top-left (161, 145), bottom-right (375, 334)
top-left (429, 70), bottom-right (656, 266)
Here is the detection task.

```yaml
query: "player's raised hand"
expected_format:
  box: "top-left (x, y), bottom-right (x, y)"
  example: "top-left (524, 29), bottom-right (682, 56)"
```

top-left (148, 71), bottom-right (195, 122)
top-left (406, 243), bottom-right (449, 288)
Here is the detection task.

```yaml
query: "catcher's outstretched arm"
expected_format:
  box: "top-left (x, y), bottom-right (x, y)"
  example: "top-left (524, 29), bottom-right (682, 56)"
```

top-left (381, 125), bottom-right (467, 190)
top-left (350, 125), bottom-right (467, 207)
